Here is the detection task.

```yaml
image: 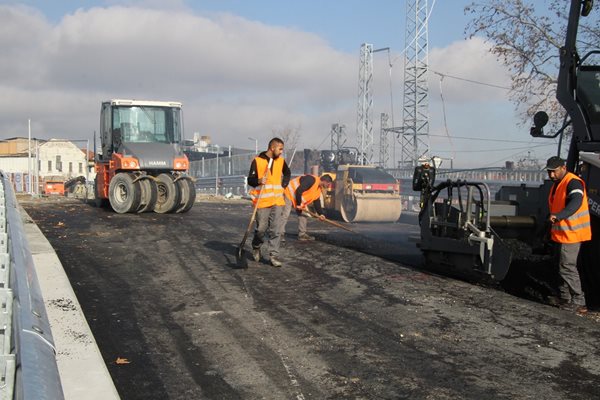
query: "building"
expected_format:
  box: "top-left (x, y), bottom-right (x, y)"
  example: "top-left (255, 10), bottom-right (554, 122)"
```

top-left (0, 137), bottom-right (35, 156)
top-left (38, 139), bottom-right (89, 179)
top-left (0, 137), bottom-right (95, 192)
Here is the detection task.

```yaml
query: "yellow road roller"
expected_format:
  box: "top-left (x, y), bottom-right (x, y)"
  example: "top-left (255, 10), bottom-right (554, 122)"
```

top-left (322, 165), bottom-right (402, 223)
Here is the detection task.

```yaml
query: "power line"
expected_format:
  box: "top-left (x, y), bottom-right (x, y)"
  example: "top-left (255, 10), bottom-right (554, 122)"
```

top-left (428, 133), bottom-right (555, 144)
top-left (433, 142), bottom-right (555, 153)
top-left (431, 69), bottom-right (512, 90)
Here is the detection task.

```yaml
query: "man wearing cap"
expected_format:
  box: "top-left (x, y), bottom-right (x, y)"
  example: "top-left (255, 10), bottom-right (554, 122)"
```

top-left (546, 156), bottom-right (591, 314)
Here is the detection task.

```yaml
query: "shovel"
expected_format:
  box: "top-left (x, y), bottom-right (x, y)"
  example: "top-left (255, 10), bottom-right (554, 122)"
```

top-left (303, 209), bottom-right (359, 234)
top-left (235, 159), bottom-right (273, 268)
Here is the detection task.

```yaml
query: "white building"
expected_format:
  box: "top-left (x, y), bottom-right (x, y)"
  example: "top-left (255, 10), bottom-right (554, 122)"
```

top-left (0, 138), bottom-right (94, 183)
top-left (38, 139), bottom-right (90, 179)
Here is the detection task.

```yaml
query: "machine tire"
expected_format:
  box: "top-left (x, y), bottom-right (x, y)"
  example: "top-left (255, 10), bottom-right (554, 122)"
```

top-left (154, 173), bottom-right (181, 214)
top-left (137, 178), bottom-right (158, 213)
top-left (175, 178), bottom-right (196, 213)
top-left (93, 175), bottom-right (109, 208)
top-left (108, 172), bottom-right (142, 214)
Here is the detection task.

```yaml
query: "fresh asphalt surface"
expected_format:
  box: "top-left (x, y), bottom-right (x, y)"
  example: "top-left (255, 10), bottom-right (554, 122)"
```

top-left (22, 197), bottom-right (600, 399)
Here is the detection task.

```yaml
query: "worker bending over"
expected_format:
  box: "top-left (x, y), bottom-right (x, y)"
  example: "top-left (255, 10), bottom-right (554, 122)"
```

top-left (247, 138), bottom-right (291, 267)
top-left (280, 174), bottom-right (332, 241)
top-left (546, 156), bottom-right (591, 314)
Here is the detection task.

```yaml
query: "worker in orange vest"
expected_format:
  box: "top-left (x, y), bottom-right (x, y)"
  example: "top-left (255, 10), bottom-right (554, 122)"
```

top-left (546, 156), bottom-right (592, 314)
top-left (280, 174), bottom-right (332, 241)
top-left (247, 138), bottom-right (291, 267)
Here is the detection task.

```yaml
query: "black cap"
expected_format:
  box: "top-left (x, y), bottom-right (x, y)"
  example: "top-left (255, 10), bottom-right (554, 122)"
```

top-left (545, 156), bottom-right (565, 170)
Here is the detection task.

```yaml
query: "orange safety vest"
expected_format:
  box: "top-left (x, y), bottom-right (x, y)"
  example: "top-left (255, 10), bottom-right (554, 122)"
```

top-left (249, 156), bottom-right (285, 208)
top-left (548, 172), bottom-right (592, 243)
top-left (285, 175), bottom-right (322, 208)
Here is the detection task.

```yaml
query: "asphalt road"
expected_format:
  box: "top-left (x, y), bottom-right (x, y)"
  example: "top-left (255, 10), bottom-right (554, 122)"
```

top-left (22, 197), bottom-right (600, 399)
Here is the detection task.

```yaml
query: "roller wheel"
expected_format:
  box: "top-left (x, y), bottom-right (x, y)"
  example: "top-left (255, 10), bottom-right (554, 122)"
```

top-left (175, 178), bottom-right (196, 213)
top-left (137, 178), bottom-right (158, 213)
top-left (340, 194), bottom-right (358, 222)
top-left (154, 173), bottom-right (181, 214)
top-left (108, 172), bottom-right (142, 214)
top-left (93, 175), bottom-right (109, 208)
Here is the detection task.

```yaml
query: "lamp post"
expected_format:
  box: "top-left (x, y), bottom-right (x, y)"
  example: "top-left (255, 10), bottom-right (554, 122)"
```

top-left (228, 145), bottom-right (232, 175)
top-left (215, 144), bottom-right (220, 196)
top-left (248, 137), bottom-right (258, 155)
top-left (28, 119), bottom-right (32, 194)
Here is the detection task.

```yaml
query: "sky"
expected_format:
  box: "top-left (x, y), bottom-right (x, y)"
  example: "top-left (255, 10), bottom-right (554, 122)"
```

top-left (0, 0), bottom-right (563, 168)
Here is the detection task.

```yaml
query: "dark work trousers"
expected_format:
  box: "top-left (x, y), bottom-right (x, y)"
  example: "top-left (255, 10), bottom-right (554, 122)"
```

top-left (252, 205), bottom-right (283, 259)
top-left (558, 242), bottom-right (586, 305)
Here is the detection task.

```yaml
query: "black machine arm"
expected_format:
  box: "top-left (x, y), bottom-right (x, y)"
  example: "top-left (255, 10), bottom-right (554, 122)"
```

top-left (530, 0), bottom-right (596, 171)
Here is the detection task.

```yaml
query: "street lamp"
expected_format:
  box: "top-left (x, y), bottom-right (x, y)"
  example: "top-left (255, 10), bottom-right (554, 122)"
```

top-left (248, 137), bottom-right (258, 155)
top-left (215, 144), bottom-right (220, 196)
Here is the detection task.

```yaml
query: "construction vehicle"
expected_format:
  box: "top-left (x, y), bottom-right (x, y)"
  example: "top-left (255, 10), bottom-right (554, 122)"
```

top-left (94, 99), bottom-right (196, 214)
top-left (416, 0), bottom-right (600, 304)
top-left (318, 149), bottom-right (402, 222)
top-left (44, 179), bottom-right (65, 196)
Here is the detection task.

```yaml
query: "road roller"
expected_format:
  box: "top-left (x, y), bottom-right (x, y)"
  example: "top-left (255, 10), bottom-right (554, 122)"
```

top-left (322, 165), bottom-right (402, 223)
top-left (94, 99), bottom-right (196, 214)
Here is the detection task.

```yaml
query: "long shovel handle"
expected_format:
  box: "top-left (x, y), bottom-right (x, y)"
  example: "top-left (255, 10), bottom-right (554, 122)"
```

top-left (239, 158), bottom-right (273, 248)
top-left (304, 209), bottom-right (358, 233)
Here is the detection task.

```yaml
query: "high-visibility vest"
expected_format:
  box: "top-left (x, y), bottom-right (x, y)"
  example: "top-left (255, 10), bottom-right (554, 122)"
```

top-left (249, 156), bottom-right (285, 208)
top-left (285, 175), bottom-right (321, 208)
top-left (548, 172), bottom-right (592, 243)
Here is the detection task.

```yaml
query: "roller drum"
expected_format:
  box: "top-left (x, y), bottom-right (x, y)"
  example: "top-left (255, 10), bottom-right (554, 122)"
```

top-left (340, 193), bottom-right (402, 223)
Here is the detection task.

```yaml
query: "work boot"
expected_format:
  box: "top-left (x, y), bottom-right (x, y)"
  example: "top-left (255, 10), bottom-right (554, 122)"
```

top-left (270, 257), bottom-right (283, 268)
top-left (559, 302), bottom-right (588, 315)
top-left (576, 306), bottom-right (589, 315)
top-left (298, 233), bottom-right (315, 241)
top-left (252, 247), bottom-right (261, 262)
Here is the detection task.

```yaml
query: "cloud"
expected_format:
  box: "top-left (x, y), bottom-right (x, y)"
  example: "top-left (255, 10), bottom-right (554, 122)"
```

top-left (0, 5), bottom-right (358, 147)
top-left (0, 4), bottom-right (523, 167)
top-left (428, 37), bottom-right (512, 103)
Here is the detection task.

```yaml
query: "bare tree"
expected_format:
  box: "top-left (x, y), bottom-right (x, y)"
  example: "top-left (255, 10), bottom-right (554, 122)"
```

top-left (272, 124), bottom-right (302, 162)
top-left (465, 0), bottom-right (599, 129)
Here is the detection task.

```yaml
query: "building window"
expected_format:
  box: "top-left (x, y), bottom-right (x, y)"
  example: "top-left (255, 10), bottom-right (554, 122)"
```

top-left (69, 162), bottom-right (73, 173)
top-left (56, 155), bottom-right (62, 172)
top-left (79, 163), bottom-right (83, 173)
top-left (48, 160), bottom-right (52, 171)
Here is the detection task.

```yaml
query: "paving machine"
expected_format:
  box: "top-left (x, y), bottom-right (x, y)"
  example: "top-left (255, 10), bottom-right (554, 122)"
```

top-left (416, 0), bottom-right (600, 303)
top-left (318, 149), bottom-right (402, 223)
top-left (94, 99), bottom-right (196, 214)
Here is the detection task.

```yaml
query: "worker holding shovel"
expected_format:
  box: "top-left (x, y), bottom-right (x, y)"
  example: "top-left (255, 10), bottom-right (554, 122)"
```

top-left (245, 138), bottom-right (291, 267)
top-left (280, 174), bottom-right (333, 241)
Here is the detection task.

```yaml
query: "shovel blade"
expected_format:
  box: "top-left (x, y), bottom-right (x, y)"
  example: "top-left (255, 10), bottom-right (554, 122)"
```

top-left (235, 246), bottom-right (248, 269)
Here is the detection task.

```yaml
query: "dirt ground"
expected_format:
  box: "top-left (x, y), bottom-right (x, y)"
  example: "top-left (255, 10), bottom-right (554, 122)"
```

top-left (21, 196), bottom-right (600, 399)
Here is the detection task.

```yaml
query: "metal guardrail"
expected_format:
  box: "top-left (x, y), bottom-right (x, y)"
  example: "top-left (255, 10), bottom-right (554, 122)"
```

top-left (0, 172), bottom-right (64, 399)
top-left (194, 175), bottom-right (250, 197)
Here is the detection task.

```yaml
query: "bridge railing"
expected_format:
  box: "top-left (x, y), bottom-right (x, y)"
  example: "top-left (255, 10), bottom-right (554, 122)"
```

top-left (0, 171), bottom-right (64, 400)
